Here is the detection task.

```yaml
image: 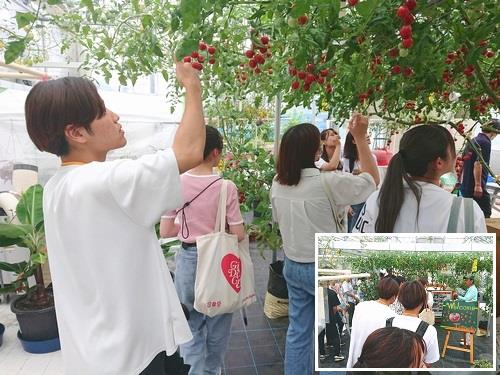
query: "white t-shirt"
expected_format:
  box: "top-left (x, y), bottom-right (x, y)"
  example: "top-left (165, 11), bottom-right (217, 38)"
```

top-left (347, 300), bottom-right (396, 368)
top-left (342, 280), bottom-right (355, 303)
top-left (390, 315), bottom-right (440, 364)
top-left (427, 291), bottom-right (434, 308)
top-left (271, 168), bottom-right (376, 263)
top-left (352, 181), bottom-right (486, 233)
top-left (43, 149), bottom-right (192, 375)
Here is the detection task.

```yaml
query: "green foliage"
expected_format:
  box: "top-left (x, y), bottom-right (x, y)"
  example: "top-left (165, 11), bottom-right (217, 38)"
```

top-left (473, 359), bottom-right (493, 368)
top-left (0, 185), bottom-right (47, 299)
top-left (4, 40), bottom-right (26, 65)
top-left (333, 251), bottom-right (493, 308)
top-left (4, 0), bottom-right (490, 126)
top-left (213, 101), bottom-right (281, 252)
top-left (154, 222), bottom-right (180, 258)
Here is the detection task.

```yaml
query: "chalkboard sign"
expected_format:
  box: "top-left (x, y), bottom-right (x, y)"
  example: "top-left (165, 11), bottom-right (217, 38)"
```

top-left (441, 300), bottom-right (478, 330)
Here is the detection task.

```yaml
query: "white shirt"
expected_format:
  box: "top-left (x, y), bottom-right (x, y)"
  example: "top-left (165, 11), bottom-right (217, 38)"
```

top-left (352, 181), bottom-right (486, 233)
top-left (390, 315), bottom-right (440, 364)
top-left (427, 291), bottom-right (434, 308)
top-left (43, 149), bottom-right (192, 375)
top-left (347, 300), bottom-right (396, 368)
top-left (271, 168), bottom-right (376, 263)
top-left (342, 280), bottom-right (355, 303)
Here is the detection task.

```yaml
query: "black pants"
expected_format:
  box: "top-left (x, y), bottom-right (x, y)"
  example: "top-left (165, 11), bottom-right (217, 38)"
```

top-left (139, 351), bottom-right (190, 375)
top-left (474, 191), bottom-right (492, 218)
top-left (318, 328), bottom-right (326, 356)
top-left (325, 320), bottom-right (341, 356)
top-left (347, 303), bottom-right (355, 327)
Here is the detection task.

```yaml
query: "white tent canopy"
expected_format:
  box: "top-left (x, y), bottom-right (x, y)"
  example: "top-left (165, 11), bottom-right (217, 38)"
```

top-left (0, 83), bottom-right (184, 186)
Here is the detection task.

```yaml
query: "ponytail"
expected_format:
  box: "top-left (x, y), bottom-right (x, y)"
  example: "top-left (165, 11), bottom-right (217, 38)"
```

top-left (376, 152), bottom-right (416, 232)
top-left (375, 124), bottom-right (455, 232)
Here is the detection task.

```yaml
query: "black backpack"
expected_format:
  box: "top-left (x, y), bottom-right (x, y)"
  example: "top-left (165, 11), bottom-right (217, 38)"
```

top-left (386, 316), bottom-right (429, 337)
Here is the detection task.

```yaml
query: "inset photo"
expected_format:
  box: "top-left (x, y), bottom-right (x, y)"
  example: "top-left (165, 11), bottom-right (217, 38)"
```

top-left (315, 234), bottom-right (496, 371)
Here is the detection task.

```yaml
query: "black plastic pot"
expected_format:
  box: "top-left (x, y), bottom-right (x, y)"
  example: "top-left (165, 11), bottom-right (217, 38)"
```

top-left (267, 260), bottom-right (288, 299)
top-left (11, 296), bottom-right (58, 341)
top-left (0, 323), bottom-right (5, 347)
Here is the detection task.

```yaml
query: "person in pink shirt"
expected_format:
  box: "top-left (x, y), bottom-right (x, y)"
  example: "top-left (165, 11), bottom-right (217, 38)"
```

top-left (160, 125), bottom-right (245, 374)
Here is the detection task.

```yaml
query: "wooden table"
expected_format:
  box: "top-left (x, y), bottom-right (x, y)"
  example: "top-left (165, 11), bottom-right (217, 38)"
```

top-left (485, 218), bottom-right (500, 316)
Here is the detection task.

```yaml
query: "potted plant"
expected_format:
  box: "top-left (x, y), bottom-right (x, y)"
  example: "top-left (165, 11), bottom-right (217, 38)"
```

top-left (0, 184), bottom-right (59, 353)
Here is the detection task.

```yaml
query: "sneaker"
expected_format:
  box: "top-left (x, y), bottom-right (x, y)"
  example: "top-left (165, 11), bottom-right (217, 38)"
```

top-left (319, 354), bottom-right (327, 361)
top-left (340, 341), bottom-right (345, 346)
top-left (334, 355), bottom-right (345, 362)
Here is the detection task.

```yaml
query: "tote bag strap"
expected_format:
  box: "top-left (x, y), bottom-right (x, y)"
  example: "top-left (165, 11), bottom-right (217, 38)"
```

top-left (463, 197), bottom-right (474, 232)
top-left (446, 196), bottom-right (462, 233)
top-left (320, 172), bottom-right (342, 232)
top-left (214, 179), bottom-right (228, 233)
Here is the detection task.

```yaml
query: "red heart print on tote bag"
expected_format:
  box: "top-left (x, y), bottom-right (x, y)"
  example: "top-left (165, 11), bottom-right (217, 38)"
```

top-left (221, 253), bottom-right (242, 293)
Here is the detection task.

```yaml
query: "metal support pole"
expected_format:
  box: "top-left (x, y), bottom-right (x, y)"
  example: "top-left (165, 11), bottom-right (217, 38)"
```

top-left (273, 93), bottom-right (282, 161)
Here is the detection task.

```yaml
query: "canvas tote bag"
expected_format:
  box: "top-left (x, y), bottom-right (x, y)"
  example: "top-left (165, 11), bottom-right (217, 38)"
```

top-left (194, 180), bottom-right (256, 317)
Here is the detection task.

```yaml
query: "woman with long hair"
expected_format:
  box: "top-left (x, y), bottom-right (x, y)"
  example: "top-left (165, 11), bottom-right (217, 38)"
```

top-left (343, 131), bottom-right (377, 232)
top-left (271, 114), bottom-right (379, 374)
top-left (160, 126), bottom-right (245, 374)
top-left (316, 128), bottom-right (343, 171)
top-left (353, 124), bottom-right (486, 233)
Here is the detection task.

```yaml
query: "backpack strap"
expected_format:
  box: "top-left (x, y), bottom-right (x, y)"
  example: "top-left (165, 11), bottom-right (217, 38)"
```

top-left (463, 197), bottom-right (474, 232)
top-left (446, 196), bottom-right (462, 233)
top-left (385, 317), bottom-right (395, 327)
top-left (415, 320), bottom-right (429, 338)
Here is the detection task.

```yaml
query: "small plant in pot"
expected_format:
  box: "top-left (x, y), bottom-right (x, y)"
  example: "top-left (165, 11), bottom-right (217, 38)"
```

top-left (0, 184), bottom-right (59, 353)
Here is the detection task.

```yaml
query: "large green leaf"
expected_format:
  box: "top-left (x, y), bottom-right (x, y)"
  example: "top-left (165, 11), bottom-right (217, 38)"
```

top-left (0, 223), bottom-right (32, 247)
top-left (176, 37), bottom-right (199, 61)
top-left (0, 283), bottom-right (17, 294)
top-left (356, 0), bottom-right (380, 20)
top-left (4, 39), bottom-right (26, 64)
top-left (30, 252), bottom-right (47, 265)
top-left (0, 260), bottom-right (28, 274)
top-left (179, 0), bottom-right (202, 30)
top-left (16, 184), bottom-right (44, 229)
top-left (15, 12), bottom-right (36, 29)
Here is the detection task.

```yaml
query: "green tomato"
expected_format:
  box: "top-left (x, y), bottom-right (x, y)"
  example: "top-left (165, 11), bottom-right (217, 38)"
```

top-left (287, 17), bottom-right (297, 27)
top-left (399, 48), bottom-right (409, 57)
